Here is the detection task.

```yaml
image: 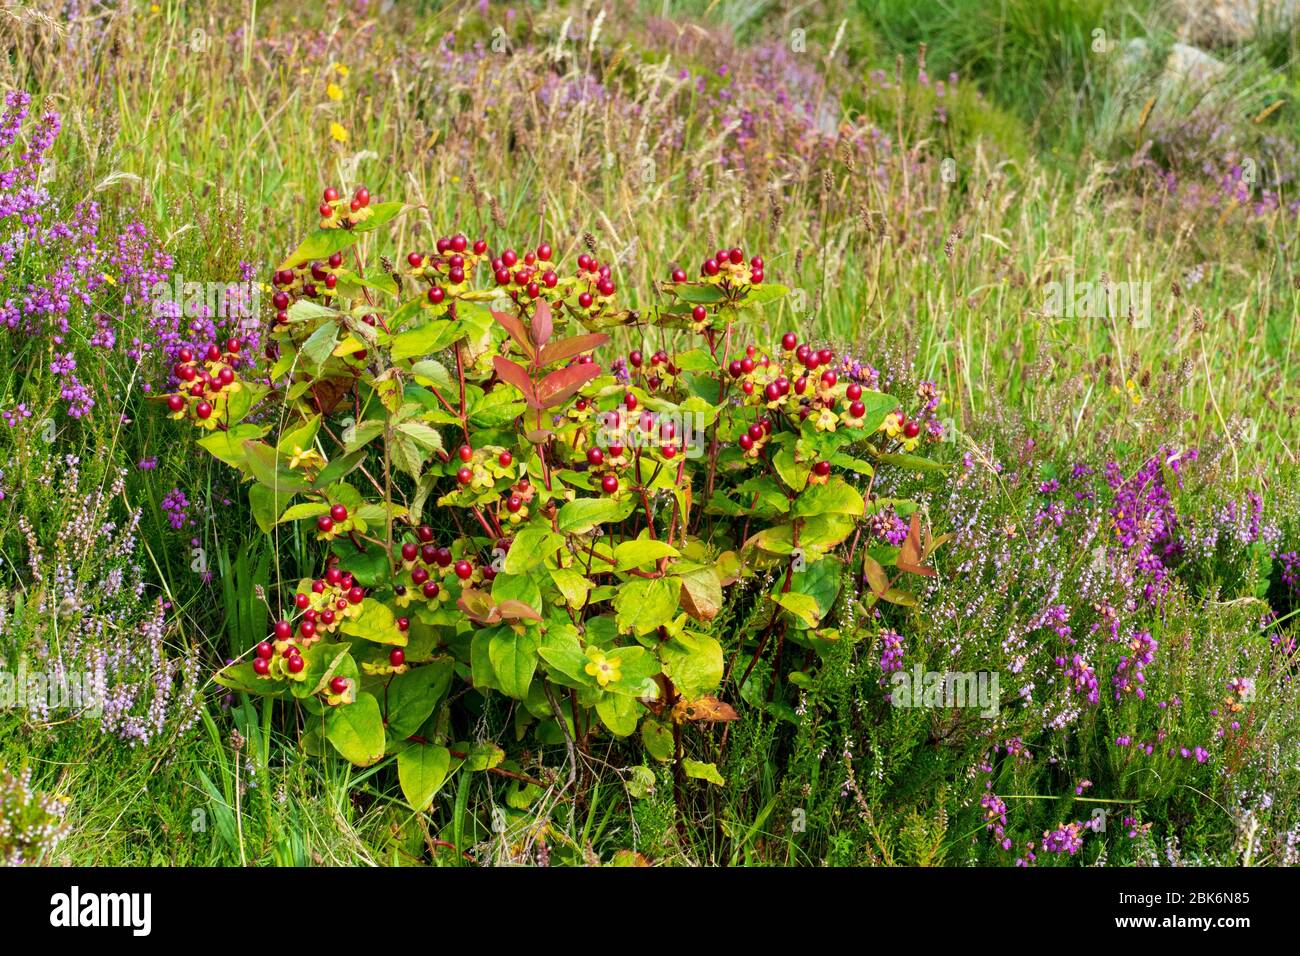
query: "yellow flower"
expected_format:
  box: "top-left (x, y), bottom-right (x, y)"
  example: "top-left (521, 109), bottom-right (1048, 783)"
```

top-left (329, 122), bottom-right (348, 143)
top-left (100, 273), bottom-right (117, 286)
top-left (288, 445), bottom-right (325, 472)
top-left (326, 82), bottom-right (344, 102)
top-left (332, 63), bottom-right (350, 77)
top-left (584, 650), bottom-right (621, 687)
top-left (814, 407), bottom-right (838, 432)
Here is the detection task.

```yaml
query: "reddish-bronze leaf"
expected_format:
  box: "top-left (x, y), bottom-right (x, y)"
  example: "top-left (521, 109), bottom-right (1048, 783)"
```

top-left (457, 588), bottom-right (498, 623)
top-left (490, 308), bottom-right (535, 360)
top-left (536, 361), bottom-right (601, 409)
top-left (896, 512), bottom-right (936, 577)
top-left (492, 356), bottom-right (538, 407)
top-left (528, 298), bottom-right (553, 350)
top-left (863, 556), bottom-right (891, 596)
top-left (539, 332), bottom-right (609, 368)
top-left (496, 599), bottom-right (542, 622)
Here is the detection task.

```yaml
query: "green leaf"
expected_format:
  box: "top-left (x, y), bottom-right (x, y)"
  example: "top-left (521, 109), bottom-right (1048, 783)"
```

top-left (772, 591), bottom-right (822, 628)
top-left (247, 484), bottom-right (280, 535)
top-left (641, 718), bottom-right (674, 761)
top-left (277, 501), bottom-right (330, 524)
top-left (395, 421), bottom-right (445, 454)
top-left (197, 424), bottom-right (268, 470)
top-left (386, 660), bottom-right (455, 737)
top-left (301, 320), bottom-right (340, 371)
top-left (556, 496), bottom-right (636, 533)
top-left (278, 233), bottom-right (359, 272)
top-left (339, 598), bottom-right (403, 645)
top-left (613, 538), bottom-right (680, 571)
top-left (793, 477), bottom-right (865, 518)
top-left (674, 283), bottom-right (727, 304)
top-left (772, 446), bottom-right (811, 493)
top-left (683, 759), bottom-right (725, 786)
top-left (660, 633), bottom-right (723, 697)
top-left (614, 577), bottom-right (682, 636)
top-left (875, 451), bottom-right (947, 473)
top-left (397, 744), bottom-right (452, 812)
top-left (596, 694), bottom-right (639, 737)
top-left (392, 319), bottom-right (464, 362)
top-left (488, 629), bottom-right (539, 699)
top-left (353, 200), bottom-right (408, 232)
top-left (504, 528), bottom-right (561, 573)
top-left (325, 692), bottom-right (386, 766)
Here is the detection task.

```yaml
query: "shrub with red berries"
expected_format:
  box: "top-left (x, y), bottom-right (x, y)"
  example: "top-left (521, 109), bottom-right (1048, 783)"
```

top-left (199, 191), bottom-right (947, 811)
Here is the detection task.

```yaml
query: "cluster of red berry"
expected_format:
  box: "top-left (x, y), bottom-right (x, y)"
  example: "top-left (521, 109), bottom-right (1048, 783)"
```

top-left (163, 338), bottom-right (244, 423)
top-left (406, 233), bottom-right (489, 304)
top-left (394, 522), bottom-right (480, 608)
top-left (693, 245), bottom-right (764, 284)
top-left (625, 348), bottom-right (680, 393)
top-left (317, 184), bottom-right (373, 229)
top-left (271, 252), bottom-right (347, 323)
top-left (315, 503), bottom-right (353, 539)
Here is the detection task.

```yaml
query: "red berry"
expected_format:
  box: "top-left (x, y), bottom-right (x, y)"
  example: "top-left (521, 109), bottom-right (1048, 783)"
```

top-left (818, 348), bottom-right (834, 365)
top-left (738, 433), bottom-right (754, 451)
top-left (295, 592), bottom-right (310, 609)
top-left (692, 305), bottom-right (707, 322)
top-left (166, 394), bottom-right (185, 412)
top-left (501, 248), bottom-right (518, 267)
top-left (729, 248), bottom-right (744, 264)
top-left (506, 494), bottom-right (523, 513)
top-left (417, 525), bottom-right (434, 543)
top-left (317, 515), bottom-right (334, 533)
top-left (330, 676), bottom-right (348, 694)
top-left (751, 270), bottom-right (764, 284)
top-left (330, 504), bottom-right (348, 522)
top-left (412, 567), bottom-right (429, 585)
top-left (451, 234), bottom-right (467, 253)
top-left (764, 382), bottom-right (781, 401)
top-left (300, 620), bottom-right (316, 639)
top-left (323, 187), bottom-right (339, 202)
top-left (195, 401), bottom-right (213, 420)
top-left (273, 620), bottom-right (292, 641)
top-left (847, 383), bottom-right (863, 400)
top-left (253, 658), bottom-right (270, 676)
top-left (702, 259), bottom-right (719, 276)
top-left (903, 421), bottom-right (921, 439)
top-left (624, 392), bottom-right (637, 411)
top-left (457, 466), bottom-right (473, 485)
top-left (428, 286), bottom-right (445, 304)
top-left (850, 401), bottom-right (866, 418)
top-left (578, 292), bottom-right (594, 308)
top-left (596, 279), bottom-right (615, 297)
top-left (587, 447), bottom-right (604, 467)
top-left (354, 186), bottom-right (370, 207)
top-left (813, 460), bottom-right (831, 477)
top-left (434, 547), bottom-right (452, 567)
top-left (537, 242), bottom-right (552, 261)
top-left (256, 641), bottom-right (275, 659)
top-left (454, 560), bottom-right (473, 580)
top-left (671, 268), bottom-right (687, 282)
top-left (458, 444), bottom-right (473, 462)
top-left (390, 648), bottom-right (405, 667)
top-left (781, 333), bottom-right (797, 351)
top-left (498, 450), bottom-right (513, 467)
top-left (347, 586), bottom-right (365, 605)
top-left (821, 370), bottom-right (837, 388)
top-left (287, 654), bottom-right (305, 674)
top-left (396, 616), bottom-right (410, 632)
top-left (407, 252), bottom-right (424, 267)
top-left (473, 239), bottom-right (488, 255)
top-left (601, 474), bottom-right (619, 494)
top-left (422, 581), bottom-right (440, 599)
top-left (319, 202), bottom-right (333, 217)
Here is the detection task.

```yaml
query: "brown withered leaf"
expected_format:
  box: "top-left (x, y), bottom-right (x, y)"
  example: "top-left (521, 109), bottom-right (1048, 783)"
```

top-left (679, 696), bottom-right (739, 723)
